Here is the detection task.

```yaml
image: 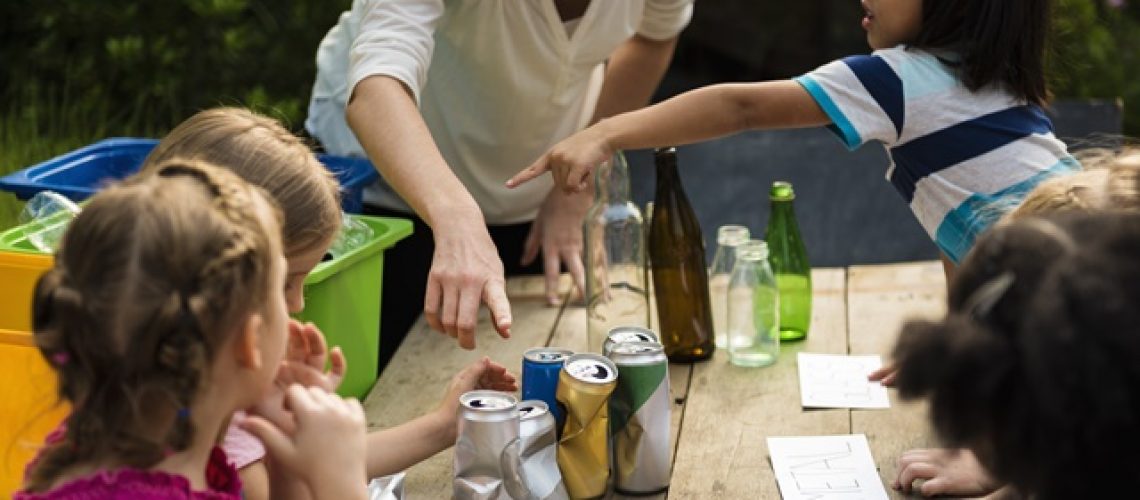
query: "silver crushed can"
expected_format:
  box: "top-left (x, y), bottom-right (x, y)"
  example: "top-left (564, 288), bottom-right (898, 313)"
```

top-left (367, 471), bottom-right (406, 500)
top-left (602, 326), bottom-right (660, 357)
top-left (608, 341), bottom-right (672, 495)
top-left (454, 390), bottom-right (525, 500)
top-left (517, 400), bottom-right (569, 500)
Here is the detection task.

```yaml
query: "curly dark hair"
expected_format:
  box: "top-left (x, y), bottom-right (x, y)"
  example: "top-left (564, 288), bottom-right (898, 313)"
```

top-left (892, 212), bottom-right (1140, 500)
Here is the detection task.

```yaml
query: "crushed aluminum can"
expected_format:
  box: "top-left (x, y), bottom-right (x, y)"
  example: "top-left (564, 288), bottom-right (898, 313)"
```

top-left (517, 400), bottom-right (569, 500)
top-left (454, 390), bottom-right (526, 500)
top-left (608, 341), bottom-right (672, 495)
top-left (367, 471), bottom-right (406, 500)
top-left (556, 353), bottom-right (618, 499)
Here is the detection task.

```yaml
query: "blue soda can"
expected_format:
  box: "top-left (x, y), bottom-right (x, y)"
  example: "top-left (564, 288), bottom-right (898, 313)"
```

top-left (522, 347), bottom-right (574, 430)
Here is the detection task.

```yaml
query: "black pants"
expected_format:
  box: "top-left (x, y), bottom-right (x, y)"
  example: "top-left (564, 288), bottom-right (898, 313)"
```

top-left (363, 204), bottom-right (543, 375)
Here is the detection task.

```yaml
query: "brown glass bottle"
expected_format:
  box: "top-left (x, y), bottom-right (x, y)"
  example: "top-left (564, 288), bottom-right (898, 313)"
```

top-left (648, 147), bottom-right (715, 362)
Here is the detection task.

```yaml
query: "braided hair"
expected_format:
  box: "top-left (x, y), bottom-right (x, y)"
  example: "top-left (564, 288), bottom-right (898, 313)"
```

top-left (24, 159), bottom-right (281, 492)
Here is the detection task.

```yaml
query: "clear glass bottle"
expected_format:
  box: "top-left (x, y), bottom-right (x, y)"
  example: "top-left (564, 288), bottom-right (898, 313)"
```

top-left (708, 225), bottom-right (750, 349)
top-left (766, 181), bottom-right (812, 341)
top-left (584, 151), bottom-right (649, 353)
top-left (727, 240), bottom-right (780, 367)
top-left (649, 147), bottom-right (715, 362)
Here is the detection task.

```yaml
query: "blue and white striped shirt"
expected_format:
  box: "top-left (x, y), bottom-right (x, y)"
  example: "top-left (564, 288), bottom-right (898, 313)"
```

top-left (794, 46), bottom-right (1078, 262)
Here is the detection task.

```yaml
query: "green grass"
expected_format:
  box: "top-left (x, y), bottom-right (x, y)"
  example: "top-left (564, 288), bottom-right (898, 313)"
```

top-left (0, 94), bottom-right (162, 231)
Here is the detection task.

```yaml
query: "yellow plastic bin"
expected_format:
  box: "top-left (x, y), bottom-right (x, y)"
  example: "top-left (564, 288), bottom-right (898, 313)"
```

top-left (0, 249), bottom-right (51, 332)
top-left (0, 239), bottom-right (60, 495)
top-left (0, 328), bottom-right (69, 496)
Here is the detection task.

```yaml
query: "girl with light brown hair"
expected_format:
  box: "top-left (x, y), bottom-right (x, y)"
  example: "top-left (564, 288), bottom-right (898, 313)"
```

top-left (143, 107), bottom-right (518, 499)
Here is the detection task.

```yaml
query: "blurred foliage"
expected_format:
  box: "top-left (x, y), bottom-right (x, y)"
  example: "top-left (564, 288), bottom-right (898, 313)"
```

top-left (0, 0), bottom-right (349, 229)
top-left (1051, 0), bottom-right (1138, 132)
top-left (0, 0), bottom-right (350, 137)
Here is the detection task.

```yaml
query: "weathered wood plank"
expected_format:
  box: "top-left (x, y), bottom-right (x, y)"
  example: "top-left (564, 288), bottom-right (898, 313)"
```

top-left (504, 273), bottom-right (575, 302)
top-left (847, 261), bottom-right (946, 498)
top-left (669, 268), bottom-right (848, 499)
top-left (362, 275), bottom-right (563, 498)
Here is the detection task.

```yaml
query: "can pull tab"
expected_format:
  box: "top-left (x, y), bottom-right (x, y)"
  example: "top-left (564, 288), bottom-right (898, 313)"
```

top-left (499, 438), bottom-right (533, 500)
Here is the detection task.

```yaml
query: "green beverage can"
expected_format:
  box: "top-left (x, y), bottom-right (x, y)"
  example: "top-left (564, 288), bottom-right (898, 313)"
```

top-left (607, 341), bottom-right (671, 495)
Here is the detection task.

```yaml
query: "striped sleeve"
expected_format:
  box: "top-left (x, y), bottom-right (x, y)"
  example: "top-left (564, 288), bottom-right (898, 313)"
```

top-left (794, 54), bottom-right (905, 150)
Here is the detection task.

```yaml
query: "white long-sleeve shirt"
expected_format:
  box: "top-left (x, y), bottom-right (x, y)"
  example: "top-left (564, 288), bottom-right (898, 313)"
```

top-left (306, 0), bottom-right (693, 224)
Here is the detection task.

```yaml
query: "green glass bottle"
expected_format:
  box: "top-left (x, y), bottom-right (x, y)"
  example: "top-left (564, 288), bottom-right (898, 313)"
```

top-left (765, 181), bottom-right (812, 341)
top-left (649, 147), bottom-right (715, 362)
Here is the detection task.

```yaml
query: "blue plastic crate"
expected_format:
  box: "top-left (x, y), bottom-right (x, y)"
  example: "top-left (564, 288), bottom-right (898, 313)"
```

top-left (0, 138), bottom-right (378, 213)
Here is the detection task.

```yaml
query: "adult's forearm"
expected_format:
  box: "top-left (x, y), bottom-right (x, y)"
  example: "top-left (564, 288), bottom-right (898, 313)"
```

top-left (346, 76), bottom-right (482, 229)
top-left (589, 34), bottom-right (679, 123)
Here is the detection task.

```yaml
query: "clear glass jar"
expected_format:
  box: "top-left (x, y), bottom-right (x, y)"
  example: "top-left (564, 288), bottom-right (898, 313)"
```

top-left (727, 240), bottom-right (780, 367)
top-left (708, 225), bottom-right (750, 349)
top-left (584, 151), bottom-right (649, 353)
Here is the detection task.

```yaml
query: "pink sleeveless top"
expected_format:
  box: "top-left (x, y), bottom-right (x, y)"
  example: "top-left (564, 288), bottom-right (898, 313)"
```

top-left (14, 426), bottom-right (243, 500)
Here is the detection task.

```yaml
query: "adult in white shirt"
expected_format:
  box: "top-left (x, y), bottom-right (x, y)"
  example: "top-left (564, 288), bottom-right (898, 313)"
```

top-left (307, 0), bottom-right (693, 353)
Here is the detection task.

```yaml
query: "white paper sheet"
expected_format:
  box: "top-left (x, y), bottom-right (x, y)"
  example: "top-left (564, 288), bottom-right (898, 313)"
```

top-left (797, 353), bottom-right (890, 409)
top-left (768, 434), bottom-right (889, 500)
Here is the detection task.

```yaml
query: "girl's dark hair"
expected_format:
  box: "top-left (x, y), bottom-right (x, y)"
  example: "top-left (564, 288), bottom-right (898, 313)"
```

top-left (913, 0), bottom-right (1052, 106)
top-left (23, 160), bottom-right (280, 492)
top-left (892, 213), bottom-right (1140, 500)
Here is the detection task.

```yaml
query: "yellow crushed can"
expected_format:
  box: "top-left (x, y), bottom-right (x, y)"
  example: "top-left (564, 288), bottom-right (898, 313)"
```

top-left (556, 353), bottom-right (618, 499)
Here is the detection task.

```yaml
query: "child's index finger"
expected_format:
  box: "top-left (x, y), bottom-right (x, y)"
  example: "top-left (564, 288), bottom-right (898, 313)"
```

top-left (506, 156), bottom-right (551, 188)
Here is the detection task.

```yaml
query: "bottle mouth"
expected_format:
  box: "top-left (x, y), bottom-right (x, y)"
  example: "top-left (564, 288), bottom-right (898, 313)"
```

top-left (716, 224), bottom-right (751, 246)
top-left (770, 181), bottom-right (795, 200)
top-left (735, 240), bottom-right (770, 260)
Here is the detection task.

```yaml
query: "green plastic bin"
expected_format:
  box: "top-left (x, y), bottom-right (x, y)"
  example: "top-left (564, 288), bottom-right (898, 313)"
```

top-left (298, 215), bottom-right (411, 398)
top-left (0, 214), bottom-right (412, 399)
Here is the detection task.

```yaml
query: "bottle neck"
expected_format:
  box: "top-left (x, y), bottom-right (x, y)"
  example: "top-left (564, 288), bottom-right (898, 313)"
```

top-left (654, 151), bottom-right (680, 193)
top-left (596, 156), bottom-right (632, 203)
top-left (770, 199), bottom-right (795, 219)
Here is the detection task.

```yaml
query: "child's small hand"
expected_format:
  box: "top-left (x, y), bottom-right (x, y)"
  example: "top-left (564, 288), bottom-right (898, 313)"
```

top-left (281, 320), bottom-right (347, 392)
top-left (507, 126), bottom-right (613, 193)
top-left (891, 448), bottom-right (999, 497)
top-left (250, 321), bottom-right (348, 432)
top-left (868, 362), bottom-right (899, 387)
top-left (435, 357), bottom-right (519, 436)
top-left (242, 385), bottom-right (368, 499)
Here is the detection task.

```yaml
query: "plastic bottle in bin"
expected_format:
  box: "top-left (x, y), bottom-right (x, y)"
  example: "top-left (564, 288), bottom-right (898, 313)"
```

top-left (327, 212), bottom-right (374, 259)
top-left (765, 181), bottom-right (812, 341)
top-left (648, 147), bottom-right (715, 362)
top-left (19, 191), bottom-right (82, 253)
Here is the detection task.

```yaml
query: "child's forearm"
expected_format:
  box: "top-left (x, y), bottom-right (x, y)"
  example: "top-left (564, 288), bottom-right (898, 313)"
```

top-left (365, 410), bottom-right (455, 478)
top-left (265, 455), bottom-right (314, 500)
top-left (597, 80), bottom-right (829, 152)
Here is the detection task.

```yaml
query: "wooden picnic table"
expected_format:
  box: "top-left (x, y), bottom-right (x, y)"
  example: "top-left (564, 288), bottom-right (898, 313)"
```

top-left (363, 261), bottom-right (947, 499)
